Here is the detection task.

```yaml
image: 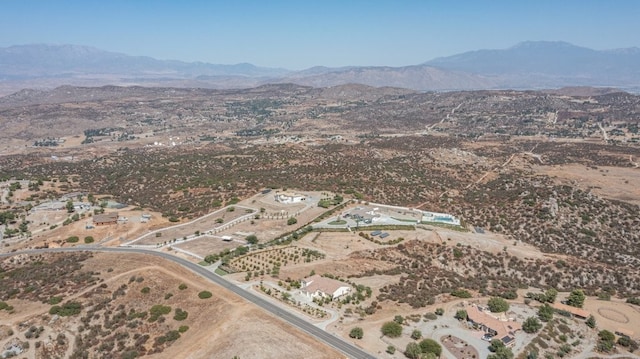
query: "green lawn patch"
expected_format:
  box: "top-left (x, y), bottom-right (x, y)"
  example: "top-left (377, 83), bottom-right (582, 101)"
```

top-left (214, 267), bottom-right (229, 276)
top-left (328, 220), bottom-right (347, 225)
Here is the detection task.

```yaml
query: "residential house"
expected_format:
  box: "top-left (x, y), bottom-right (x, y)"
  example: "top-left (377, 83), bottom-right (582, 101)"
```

top-left (466, 304), bottom-right (522, 346)
top-left (300, 274), bottom-right (351, 300)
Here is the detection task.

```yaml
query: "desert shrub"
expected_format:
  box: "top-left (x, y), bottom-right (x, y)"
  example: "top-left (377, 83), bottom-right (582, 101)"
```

top-left (178, 283), bottom-right (188, 290)
top-left (451, 289), bottom-right (472, 298)
top-left (84, 236), bottom-right (94, 244)
top-left (149, 304), bottom-right (171, 322)
top-left (381, 321), bottom-right (402, 338)
top-left (349, 327), bottom-right (363, 339)
top-left (488, 297), bottom-right (509, 312)
top-left (424, 312), bottom-right (438, 320)
top-left (48, 296), bottom-right (63, 305)
top-left (198, 291), bottom-right (212, 299)
top-left (174, 308), bottom-right (188, 321)
top-left (538, 304), bottom-right (554, 322)
top-left (455, 309), bottom-right (468, 320)
top-left (49, 301), bottom-right (81, 316)
top-left (523, 317), bottom-right (542, 333)
top-left (66, 236), bottom-right (79, 243)
top-left (626, 297), bottom-right (640, 305)
top-left (405, 342), bottom-right (422, 359)
top-left (419, 338), bottom-right (442, 357)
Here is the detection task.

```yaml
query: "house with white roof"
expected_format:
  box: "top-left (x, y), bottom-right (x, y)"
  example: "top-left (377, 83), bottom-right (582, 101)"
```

top-left (300, 274), bottom-right (351, 300)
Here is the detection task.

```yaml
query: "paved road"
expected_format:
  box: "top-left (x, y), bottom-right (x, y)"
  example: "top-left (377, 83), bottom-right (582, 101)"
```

top-left (0, 247), bottom-right (376, 359)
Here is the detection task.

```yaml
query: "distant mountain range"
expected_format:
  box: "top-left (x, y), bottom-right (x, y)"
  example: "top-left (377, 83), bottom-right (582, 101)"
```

top-left (1, 41), bottom-right (639, 95)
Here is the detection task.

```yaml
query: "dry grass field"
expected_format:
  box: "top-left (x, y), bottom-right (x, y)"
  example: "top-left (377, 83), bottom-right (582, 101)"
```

top-left (0, 252), bottom-right (343, 359)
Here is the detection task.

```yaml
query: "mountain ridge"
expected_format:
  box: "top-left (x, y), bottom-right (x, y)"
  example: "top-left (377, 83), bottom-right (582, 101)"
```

top-left (1, 41), bottom-right (639, 95)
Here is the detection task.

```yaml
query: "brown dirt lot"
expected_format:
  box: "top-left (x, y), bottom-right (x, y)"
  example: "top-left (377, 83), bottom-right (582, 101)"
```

top-left (536, 164), bottom-right (640, 205)
top-left (583, 299), bottom-right (640, 339)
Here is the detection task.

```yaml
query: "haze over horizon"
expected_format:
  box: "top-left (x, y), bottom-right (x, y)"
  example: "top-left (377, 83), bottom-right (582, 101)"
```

top-left (2, 0), bottom-right (639, 70)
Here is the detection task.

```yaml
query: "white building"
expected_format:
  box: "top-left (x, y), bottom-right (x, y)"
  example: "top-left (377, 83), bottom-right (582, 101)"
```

top-left (300, 274), bottom-right (351, 300)
top-left (274, 193), bottom-right (306, 204)
top-left (420, 211), bottom-right (461, 226)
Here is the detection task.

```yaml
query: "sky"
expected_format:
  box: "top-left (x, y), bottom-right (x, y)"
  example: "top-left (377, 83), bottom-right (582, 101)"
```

top-left (1, 0), bottom-right (639, 70)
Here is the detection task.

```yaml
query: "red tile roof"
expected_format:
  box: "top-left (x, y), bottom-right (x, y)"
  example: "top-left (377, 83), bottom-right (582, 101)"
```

top-left (551, 302), bottom-right (590, 318)
top-left (466, 304), bottom-right (522, 339)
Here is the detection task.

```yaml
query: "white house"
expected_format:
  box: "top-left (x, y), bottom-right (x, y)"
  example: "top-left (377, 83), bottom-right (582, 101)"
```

top-left (274, 193), bottom-right (306, 204)
top-left (420, 211), bottom-right (461, 226)
top-left (300, 274), bottom-right (351, 300)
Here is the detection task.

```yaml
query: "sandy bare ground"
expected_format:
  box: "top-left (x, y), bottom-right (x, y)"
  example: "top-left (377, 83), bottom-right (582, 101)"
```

top-left (0, 252), bottom-right (344, 359)
top-left (583, 298), bottom-right (640, 338)
top-left (536, 164), bottom-right (640, 205)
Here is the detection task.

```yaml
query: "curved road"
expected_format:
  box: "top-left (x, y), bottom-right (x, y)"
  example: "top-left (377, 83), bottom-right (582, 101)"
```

top-left (0, 247), bottom-right (375, 359)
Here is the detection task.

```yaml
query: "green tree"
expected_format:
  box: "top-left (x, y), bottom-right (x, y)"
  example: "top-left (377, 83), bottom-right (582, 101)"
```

top-left (66, 236), bottom-right (79, 243)
top-left (381, 321), bottom-right (402, 338)
top-left (66, 200), bottom-right (75, 213)
top-left (586, 315), bottom-right (596, 329)
top-left (198, 291), bottom-right (212, 299)
top-left (419, 338), bottom-right (442, 357)
top-left (84, 236), bottom-right (94, 244)
top-left (544, 288), bottom-right (558, 303)
top-left (488, 297), bottom-right (510, 313)
top-left (287, 217), bottom-right (297, 225)
top-left (455, 309), bottom-right (468, 320)
top-left (522, 317), bottom-right (542, 333)
top-left (567, 289), bottom-right (586, 308)
top-left (349, 327), bottom-right (363, 339)
top-left (394, 315), bottom-right (404, 324)
top-left (488, 339), bottom-right (514, 359)
top-left (597, 330), bottom-right (615, 353)
top-left (245, 234), bottom-right (258, 245)
top-left (451, 289), bottom-right (472, 298)
top-left (435, 307), bottom-right (444, 316)
top-left (489, 339), bottom-right (505, 352)
top-left (411, 329), bottom-right (422, 340)
top-left (386, 345), bottom-right (396, 354)
top-left (538, 303), bottom-right (554, 322)
top-left (405, 342), bottom-right (422, 359)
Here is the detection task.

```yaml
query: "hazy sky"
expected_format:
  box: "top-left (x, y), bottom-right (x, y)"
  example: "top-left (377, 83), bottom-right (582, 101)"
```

top-left (1, 0), bottom-right (639, 69)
